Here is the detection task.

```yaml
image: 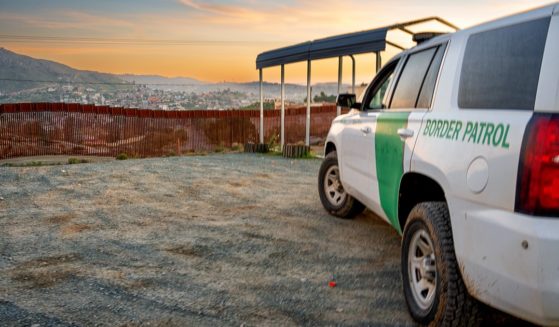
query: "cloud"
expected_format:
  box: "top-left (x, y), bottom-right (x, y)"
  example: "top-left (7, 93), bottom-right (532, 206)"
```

top-left (0, 10), bottom-right (135, 31)
top-left (179, 0), bottom-right (252, 16)
top-left (0, 10), bottom-right (151, 45)
top-left (174, 0), bottom-right (466, 41)
top-left (177, 0), bottom-right (362, 27)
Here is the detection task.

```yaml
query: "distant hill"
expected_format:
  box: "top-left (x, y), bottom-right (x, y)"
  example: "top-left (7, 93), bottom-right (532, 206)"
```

top-left (115, 77), bottom-right (345, 100)
top-left (0, 47), bottom-right (349, 102)
top-left (211, 82), bottom-right (350, 101)
top-left (0, 47), bottom-right (130, 94)
top-left (114, 78), bottom-right (348, 102)
top-left (119, 74), bottom-right (204, 90)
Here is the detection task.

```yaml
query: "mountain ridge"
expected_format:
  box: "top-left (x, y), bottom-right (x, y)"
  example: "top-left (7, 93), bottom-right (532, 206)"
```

top-left (0, 48), bottom-right (351, 102)
top-left (0, 47), bottom-right (129, 93)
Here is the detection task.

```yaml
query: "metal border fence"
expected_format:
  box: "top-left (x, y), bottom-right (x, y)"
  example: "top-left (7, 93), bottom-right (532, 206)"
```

top-left (0, 103), bottom-right (339, 159)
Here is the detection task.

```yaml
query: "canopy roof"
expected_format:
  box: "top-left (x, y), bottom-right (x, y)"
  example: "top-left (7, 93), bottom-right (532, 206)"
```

top-left (256, 17), bottom-right (459, 69)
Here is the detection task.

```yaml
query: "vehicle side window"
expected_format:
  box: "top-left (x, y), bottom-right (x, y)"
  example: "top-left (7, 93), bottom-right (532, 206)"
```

top-left (459, 18), bottom-right (550, 110)
top-left (416, 44), bottom-right (447, 108)
top-left (364, 60), bottom-right (399, 110)
top-left (390, 47), bottom-right (437, 109)
top-left (369, 71), bottom-right (395, 110)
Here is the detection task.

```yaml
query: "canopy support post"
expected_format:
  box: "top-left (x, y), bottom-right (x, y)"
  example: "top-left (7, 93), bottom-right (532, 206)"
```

top-left (280, 64), bottom-right (285, 149)
top-left (337, 56), bottom-right (343, 116)
top-left (349, 55), bottom-right (356, 94)
top-left (259, 68), bottom-right (264, 144)
top-left (305, 60), bottom-right (311, 147)
top-left (376, 51), bottom-right (382, 73)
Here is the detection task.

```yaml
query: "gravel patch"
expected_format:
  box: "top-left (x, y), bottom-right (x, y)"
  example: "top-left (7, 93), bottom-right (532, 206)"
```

top-left (0, 153), bottom-right (414, 326)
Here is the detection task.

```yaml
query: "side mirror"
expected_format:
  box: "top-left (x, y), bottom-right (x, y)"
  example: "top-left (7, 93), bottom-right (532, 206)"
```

top-left (350, 102), bottom-right (362, 110)
top-left (336, 93), bottom-right (356, 108)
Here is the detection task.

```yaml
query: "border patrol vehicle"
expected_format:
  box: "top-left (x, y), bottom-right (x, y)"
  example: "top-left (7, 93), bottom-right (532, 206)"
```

top-left (318, 4), bottom-right (559, 326)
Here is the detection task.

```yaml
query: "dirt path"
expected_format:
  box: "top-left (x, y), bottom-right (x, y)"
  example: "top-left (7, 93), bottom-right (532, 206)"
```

top-left (0, 154), bottom-right (420, 325)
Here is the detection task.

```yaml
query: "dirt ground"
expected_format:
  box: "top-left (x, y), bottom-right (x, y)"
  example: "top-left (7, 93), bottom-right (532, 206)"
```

top-left (0, 154), bottom-right (531, 326)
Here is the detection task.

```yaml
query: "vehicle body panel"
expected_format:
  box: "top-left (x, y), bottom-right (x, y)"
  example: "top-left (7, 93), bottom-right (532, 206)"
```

top-left (324, 4), bottom-right (559, 324)
top-left (410, 8), bottom-right (558, 324)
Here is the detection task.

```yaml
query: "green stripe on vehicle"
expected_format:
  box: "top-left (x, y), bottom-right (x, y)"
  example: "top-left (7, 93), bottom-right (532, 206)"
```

top-left (375, 112), bottom-right (410, 233)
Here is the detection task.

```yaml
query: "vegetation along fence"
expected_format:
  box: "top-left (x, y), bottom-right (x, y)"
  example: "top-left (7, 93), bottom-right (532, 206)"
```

top-left (0, 103), bottom-right (340, 159)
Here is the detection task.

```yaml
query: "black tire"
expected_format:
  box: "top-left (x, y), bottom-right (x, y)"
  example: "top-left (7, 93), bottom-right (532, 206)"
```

top-left (318, 151), bottom-right (365, 219)
top-left (401, 202), bottom-right (480, 326)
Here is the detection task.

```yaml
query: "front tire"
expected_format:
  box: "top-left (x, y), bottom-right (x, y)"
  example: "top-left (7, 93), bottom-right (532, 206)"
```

top-left (401, 202), bottom-right (479, 326)
top-left (318, 151), bottom-right (365, 219)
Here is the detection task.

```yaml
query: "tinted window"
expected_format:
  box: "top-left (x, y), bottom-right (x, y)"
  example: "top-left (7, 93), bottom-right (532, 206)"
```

top-left (363, 60), bottom-right (399, 110)
top-left (390, 47), bottom-right (437, 109)
top-left (417, 44), bottom-right (447, 108)
top-left (459, 18), bottom-right (550, 110)
top-left (368, 70), bottom-right (395, 110)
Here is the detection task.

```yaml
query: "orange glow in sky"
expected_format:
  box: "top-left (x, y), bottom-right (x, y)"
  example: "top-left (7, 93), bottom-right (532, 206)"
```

top-left (0, 0), bottom-right (554, 84)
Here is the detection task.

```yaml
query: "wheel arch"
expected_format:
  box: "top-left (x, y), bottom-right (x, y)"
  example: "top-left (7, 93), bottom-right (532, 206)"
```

top-left (324, 141), bottom-right (337, 156)
top-left (398, 172), bottom-right (447, 231)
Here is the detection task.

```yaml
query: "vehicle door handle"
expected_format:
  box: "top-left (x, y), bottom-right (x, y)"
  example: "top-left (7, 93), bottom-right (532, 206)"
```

top-left (360, 127), bottom-right (371, 134)
top-left (397, 128), bottom-right (414, 138)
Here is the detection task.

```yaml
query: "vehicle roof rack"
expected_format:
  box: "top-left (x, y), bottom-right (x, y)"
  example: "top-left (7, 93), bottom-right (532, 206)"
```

top-left (413, 32), bottom-right (447, 44)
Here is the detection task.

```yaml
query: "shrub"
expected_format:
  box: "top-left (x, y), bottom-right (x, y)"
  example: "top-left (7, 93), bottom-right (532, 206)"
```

top-left (301, 150), bottom-right (316, 159)
top-left (29, 161), bottom-right (43, 167)
top-left (116, 153), bottom-right (128, 160)
top-left (67, 158), bottom-right (89, 164)
top-left (267, 134), bottom-right (279, 148)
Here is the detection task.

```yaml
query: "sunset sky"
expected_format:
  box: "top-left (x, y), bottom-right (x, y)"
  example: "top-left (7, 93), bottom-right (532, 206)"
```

top-left (0, 0), bottom-right (554, 84)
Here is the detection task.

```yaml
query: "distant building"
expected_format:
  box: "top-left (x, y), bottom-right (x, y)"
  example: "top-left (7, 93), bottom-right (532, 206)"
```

top-left (273, 99), bottom-right (299, 110)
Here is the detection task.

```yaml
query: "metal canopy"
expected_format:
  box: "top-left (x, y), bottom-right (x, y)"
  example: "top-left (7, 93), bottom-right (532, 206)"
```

top-left (256, 28), bottom-right (387, 69)
top-left (256, 42), bottom-right (311, 69)
top-left (255, 16), bottom-right (459, 148)
top-left (309, 28), bottom-right (387, 60)
top-left (256, 17), bottom-right (459, 69)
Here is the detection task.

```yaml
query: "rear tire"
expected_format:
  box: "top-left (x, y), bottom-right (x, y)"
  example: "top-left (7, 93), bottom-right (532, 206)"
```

top-left (318, 151), bottom-right (365, 219)
top-left (401, 202), bottom-right (480, 326)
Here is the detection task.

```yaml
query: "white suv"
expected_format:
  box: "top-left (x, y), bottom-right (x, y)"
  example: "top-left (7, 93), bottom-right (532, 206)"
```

top-left (318, 4), bottom-right (559, 326)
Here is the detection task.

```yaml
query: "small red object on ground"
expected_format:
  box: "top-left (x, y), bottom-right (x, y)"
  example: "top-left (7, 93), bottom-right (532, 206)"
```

top-left (329, 281), bottom-right (337, 288)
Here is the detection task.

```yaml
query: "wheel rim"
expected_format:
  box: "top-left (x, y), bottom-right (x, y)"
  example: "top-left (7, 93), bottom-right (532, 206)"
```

top-left (324, 165), bottom-right (347, 206)
top-left (408, 228), bottom-right (437, 311)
